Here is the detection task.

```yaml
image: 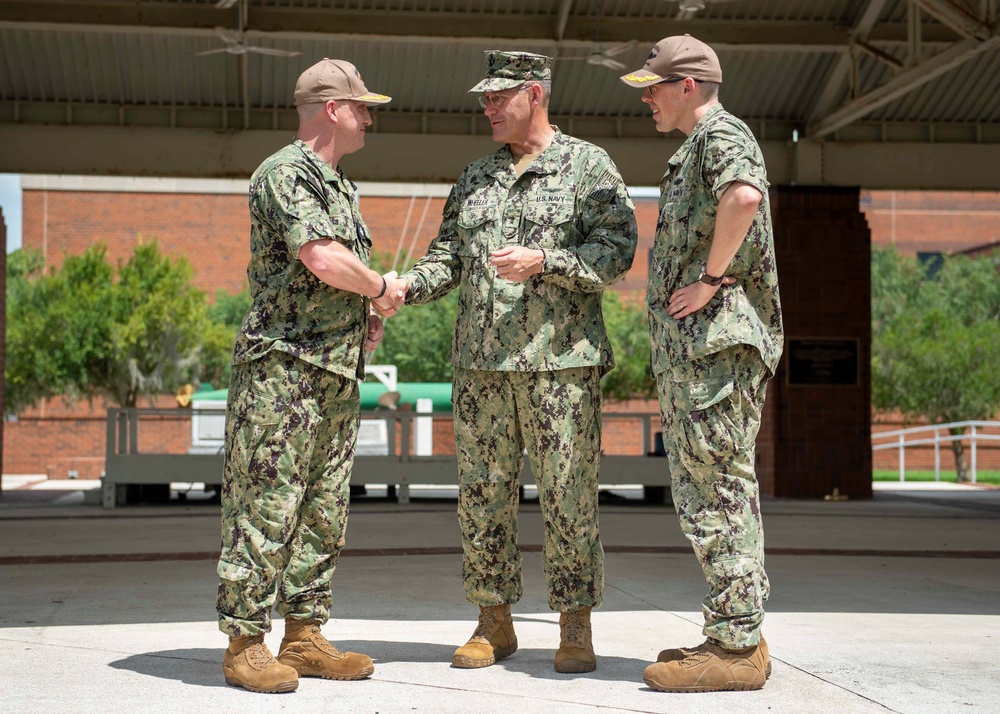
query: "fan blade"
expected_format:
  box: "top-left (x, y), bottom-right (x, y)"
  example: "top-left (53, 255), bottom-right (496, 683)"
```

top-left (247, 46), bottom-right (302, 57)
top-left (195, 47), bottom-right (230, 57)
top-left (600, 57), bottom-right (627, 71)
top-left (214, 26), bottom-right (241, 45)
top-left (603, 40), bottom-right (637, 58)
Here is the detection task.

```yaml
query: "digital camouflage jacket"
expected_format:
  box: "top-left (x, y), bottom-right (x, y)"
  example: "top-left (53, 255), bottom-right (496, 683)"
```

top-left (403, 130), bottom-right (638, 373)
top-left (648, 105), bottom-right (783, 376)
top-left (232, 138), bottom-right (372, 380)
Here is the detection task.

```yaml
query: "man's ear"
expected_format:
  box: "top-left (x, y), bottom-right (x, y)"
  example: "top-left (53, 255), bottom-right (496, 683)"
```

top-left (529, 83), bottom-right (543, 107)
top-left (324, 99), bottom-right (339, 121)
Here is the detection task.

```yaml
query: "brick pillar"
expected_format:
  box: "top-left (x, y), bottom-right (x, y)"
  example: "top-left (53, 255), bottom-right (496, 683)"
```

top-left (0, 208), bottom-right (6, 494)
top-left (768, 187), bottom-right (873, 499)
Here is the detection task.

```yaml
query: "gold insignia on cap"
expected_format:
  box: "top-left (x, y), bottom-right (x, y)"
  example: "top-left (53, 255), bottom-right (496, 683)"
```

top-left (623, 73), bottom-right (662, 83)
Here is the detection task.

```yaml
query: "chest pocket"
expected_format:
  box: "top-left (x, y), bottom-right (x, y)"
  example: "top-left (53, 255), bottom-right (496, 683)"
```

top-left (456, 204), bottom-right (496, 269)
top-left (524, 196), bottom-right (575, 248)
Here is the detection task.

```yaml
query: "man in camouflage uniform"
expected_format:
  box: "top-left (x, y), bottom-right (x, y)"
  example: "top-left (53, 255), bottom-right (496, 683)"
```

top-left (620, 35), bottom-right (783, 692)
top-left (399, 51), bottom-right (637, 674)
top-left (216, 58), bottom-right (403, 694)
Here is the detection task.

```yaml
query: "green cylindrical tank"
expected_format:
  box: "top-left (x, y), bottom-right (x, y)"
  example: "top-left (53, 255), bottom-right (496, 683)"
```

top-left (361, 382), bottom-right (453, 411)
top-left (191, 383), bottom-right (453, 411)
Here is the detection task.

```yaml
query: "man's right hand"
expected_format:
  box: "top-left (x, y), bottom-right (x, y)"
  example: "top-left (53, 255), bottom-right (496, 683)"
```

top-left (372, 271), bottom-right (406, 316)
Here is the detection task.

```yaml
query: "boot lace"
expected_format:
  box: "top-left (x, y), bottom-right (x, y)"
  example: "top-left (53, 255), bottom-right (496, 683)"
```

top-left (562, 611), bottom-right (586, 648)
top-left (245, 641), bottom-right (277, 669)
top-left (472, 608), bottom-right (501, 640)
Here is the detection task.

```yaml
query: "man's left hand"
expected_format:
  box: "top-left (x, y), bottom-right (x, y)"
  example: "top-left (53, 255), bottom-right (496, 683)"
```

top-left (667, 277), bottom-right (736, 319)
top-left (489, 246), bottom-right (544, 282)
top-left (365, 313), bottom-right (385, 352)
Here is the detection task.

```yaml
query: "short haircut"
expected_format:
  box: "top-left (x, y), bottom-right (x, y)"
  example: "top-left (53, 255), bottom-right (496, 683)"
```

top-left (697, 81), bottom-right (721, 101)
top-left (527, 80), bottom-right (552, 109)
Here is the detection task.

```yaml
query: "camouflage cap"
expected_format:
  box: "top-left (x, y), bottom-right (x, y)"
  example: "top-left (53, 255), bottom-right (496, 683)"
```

top-left (619, 34), bottom-right (722, 88)
top-left (294, 58), bottom-right (391, 107)
top-left (468, 50), bottom-right (552, 93)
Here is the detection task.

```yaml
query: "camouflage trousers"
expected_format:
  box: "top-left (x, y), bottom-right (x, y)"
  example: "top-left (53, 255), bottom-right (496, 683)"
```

top-left (216, 350), bottom-right (360, 637)
top-left (656, 343), bottom-right (771, 649)
top-left (452, 366), bottom-right (605, 611)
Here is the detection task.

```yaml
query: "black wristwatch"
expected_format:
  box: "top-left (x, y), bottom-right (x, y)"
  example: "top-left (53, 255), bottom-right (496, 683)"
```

top-left (698, 265), bottom-right (724, 287)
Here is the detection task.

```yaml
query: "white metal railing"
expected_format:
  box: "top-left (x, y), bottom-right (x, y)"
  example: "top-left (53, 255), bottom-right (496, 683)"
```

top-left (872, 420), bottom-right (1000, 483)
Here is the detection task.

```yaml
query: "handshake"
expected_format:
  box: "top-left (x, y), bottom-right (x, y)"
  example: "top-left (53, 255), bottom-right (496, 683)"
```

top-left (371, 271), bottom-right (408, 317)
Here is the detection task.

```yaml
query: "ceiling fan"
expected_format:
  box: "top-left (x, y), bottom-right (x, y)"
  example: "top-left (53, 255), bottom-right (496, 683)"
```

top-left (196, 27), bottom-right (301, 58)
top-left (561, 0), bottom-right (637, 71)
top-left (672, 0), bottom-right (744, 19)
top-left (582, 40), bottom-right (637, 71)
top-left (197, 0), bottom-right (301, 58)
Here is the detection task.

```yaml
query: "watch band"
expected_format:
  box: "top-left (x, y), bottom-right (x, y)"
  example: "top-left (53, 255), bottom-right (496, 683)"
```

top-left (698, 265), bottom-right (724, 287)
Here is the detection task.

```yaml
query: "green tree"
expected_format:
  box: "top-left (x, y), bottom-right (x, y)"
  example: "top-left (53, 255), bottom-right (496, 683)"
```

top-left (5, 242), bottom-right (215, 411)
top-left (600, 292), bottom-right (655, 401)
top-left (872, 246), bottom-right (1000, 481)
top-left (5, 247), bottom-right (115, 411)
top-left (198, 286), bottom-right (252, 389)
top-left (370, 291), bottom-right (458, 382)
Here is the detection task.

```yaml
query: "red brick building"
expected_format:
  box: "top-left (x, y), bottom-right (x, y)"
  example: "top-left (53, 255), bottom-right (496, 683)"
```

top-left (5, 177), bottom-right (999, 483)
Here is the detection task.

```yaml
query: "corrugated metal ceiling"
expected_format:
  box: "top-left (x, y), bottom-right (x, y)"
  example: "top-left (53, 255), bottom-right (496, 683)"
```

top-left (0, 0), bottom-right (997, 140)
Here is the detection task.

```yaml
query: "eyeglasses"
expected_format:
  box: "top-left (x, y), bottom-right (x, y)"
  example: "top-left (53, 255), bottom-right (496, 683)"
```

top-left (644, 77), bottom-right (687, 97)
top-left (478, 84), bottom-right (532, 109)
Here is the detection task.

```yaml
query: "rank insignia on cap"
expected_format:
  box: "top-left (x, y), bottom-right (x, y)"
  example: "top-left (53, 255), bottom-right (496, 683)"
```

top-left (622, 73), bottom-right (661, 84)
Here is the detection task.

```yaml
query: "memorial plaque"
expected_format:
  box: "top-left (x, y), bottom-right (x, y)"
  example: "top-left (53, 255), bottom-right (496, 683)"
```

top-left (787, 338), bottom-right (859, 386)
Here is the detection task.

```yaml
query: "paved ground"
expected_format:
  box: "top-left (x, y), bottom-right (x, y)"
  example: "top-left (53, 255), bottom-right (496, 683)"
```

top-left (2, 477), bottom-right (999, 713)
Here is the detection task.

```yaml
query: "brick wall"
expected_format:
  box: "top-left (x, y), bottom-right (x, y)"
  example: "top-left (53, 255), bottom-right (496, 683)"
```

top-left (5, 395), bottom-right (188, 478)
top-left (860, 190), bottom-right (1000, 256)
top-left (18, 188), bottom-right (658, 298)
top-left (22, 190), bottom-right (252, 296)
top-left (7, 184), bottom-right (1000, 482)
top-left (1, 209), bottom-right (5, 491)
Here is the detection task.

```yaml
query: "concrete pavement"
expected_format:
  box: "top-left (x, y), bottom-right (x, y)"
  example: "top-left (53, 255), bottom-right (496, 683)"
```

top-left (1, 478), bottom-right (999, 713)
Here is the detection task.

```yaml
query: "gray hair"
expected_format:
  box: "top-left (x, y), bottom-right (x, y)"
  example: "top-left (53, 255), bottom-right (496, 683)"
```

top-left (526, 79), bottom-right (552, 108)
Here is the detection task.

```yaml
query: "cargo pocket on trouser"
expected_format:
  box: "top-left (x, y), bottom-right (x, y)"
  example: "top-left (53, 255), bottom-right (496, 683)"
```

top-left (702, 553), bottom-right (765, 648)
top-left (670, 374), bottom-right (740, 471)
top-left (216, 555), bottom-right (270, 636)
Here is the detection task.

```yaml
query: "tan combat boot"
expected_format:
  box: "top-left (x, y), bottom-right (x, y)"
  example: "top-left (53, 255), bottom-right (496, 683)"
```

top-left (554, 606), bottom-right (596, 673)
top-left (452, 604), bottom-right (518, 668)
top-left (277, 618), bottom-right (374, 681)
top-left (222, 634), bottom-right (298, 693)
top-left (643, 639), bottom-right (769, 693)
top-left (657, 636), bottom-right (771, 678)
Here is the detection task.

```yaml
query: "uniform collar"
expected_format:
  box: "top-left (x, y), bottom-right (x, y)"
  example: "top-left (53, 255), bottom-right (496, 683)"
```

top-left (667, 104), bottom-right (726, 170)
top-left (292, 138), bottom-right (356, 194)
top-left (486, 127), bottom-right (564, 181)
top-left (688, 103), bottom-right (726, 143)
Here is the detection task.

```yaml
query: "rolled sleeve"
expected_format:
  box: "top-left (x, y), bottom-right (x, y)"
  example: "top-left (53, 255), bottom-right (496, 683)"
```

top-left (703, 127), bottom-right (769, 200)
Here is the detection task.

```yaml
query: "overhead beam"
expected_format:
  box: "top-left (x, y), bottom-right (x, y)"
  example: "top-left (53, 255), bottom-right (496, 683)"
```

top-left (911, 0), bottom-right (992, 40)
top-left (806, 32), bottom-right (1000, 139)
top-left (808, 0), bottom-right (891, 121)
top-left (4, 124), bottom-right (1000, 190)
top-left (855, 39), bottom-right (905, 68)
top-left (555, 0), bottom-right (574, 42)
top-left (0, 2), bottom-right (964, 48)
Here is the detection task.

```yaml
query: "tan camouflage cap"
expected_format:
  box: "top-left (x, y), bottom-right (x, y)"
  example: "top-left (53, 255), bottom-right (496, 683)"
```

top-left (619, 34), bottom-right (722, 87)
top-left (294, 58), bottom-right (391, 107)
top-left (468, 50), bottom-right (552, 93)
